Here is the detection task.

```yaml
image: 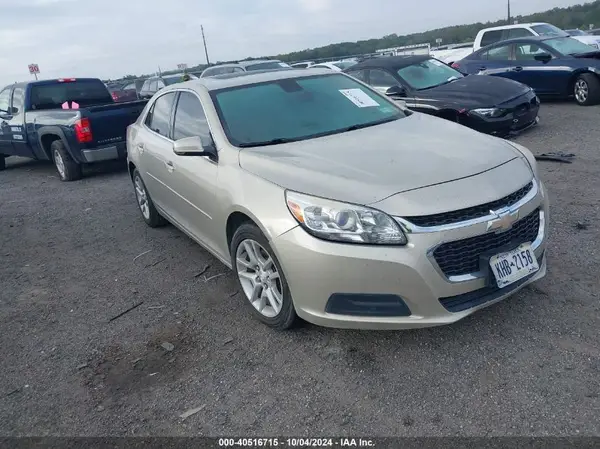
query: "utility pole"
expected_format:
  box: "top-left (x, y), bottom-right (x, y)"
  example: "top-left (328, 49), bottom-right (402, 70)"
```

top-left (507, 0), bottom-right (511, 25)
top-left (201, 25), bottom-right (210, 66)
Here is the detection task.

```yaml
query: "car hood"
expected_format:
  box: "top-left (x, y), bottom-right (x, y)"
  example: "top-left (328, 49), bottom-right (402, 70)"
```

top-left (571, 35), bottom-right (600, 45)
top-left (415, 75), bottom-right (532, 108)
top-left (238, 113), bottom-right (524, 206)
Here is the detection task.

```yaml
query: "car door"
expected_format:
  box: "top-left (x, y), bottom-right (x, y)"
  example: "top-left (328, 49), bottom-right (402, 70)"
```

top-left (8, 86), bottom-right (34, 158)
top-left (472, 43), bottom-right (517, 80)
top-left (0, 87), bottom-right (14, 155)
top-left (512, 42), bottom-right (564, 95)
top-left (136, 91), bottom-right (178, 213)
top-left (168, 90), bottom-right (220, 252)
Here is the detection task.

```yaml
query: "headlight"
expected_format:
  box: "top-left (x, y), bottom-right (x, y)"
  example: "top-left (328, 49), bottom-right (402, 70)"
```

top-left (470, 107), bottom-right (507, 118)
top-left (507, 141), bottom-right (539, 179)
top-left (285, 191), bottom-right (407, 245)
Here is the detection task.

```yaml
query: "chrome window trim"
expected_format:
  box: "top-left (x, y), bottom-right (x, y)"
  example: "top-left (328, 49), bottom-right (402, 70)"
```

top-left (394, 178), bottom-right (538, 234)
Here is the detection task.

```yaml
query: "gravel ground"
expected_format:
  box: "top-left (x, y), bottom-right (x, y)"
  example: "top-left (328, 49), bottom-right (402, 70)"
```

top-left (0, 103), bottom-right (599, 437)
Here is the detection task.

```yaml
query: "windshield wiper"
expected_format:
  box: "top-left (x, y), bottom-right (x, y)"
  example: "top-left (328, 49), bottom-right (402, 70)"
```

top-left (237, 137), bottom-right (300, 148)
top-left (418, 77), bottom-right (460, 90)
top-left (343, 117), bottom-right (399, 132)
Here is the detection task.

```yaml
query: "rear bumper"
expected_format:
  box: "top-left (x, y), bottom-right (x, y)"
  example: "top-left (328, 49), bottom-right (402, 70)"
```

top-left (80, 142), bottom-right (126, 163)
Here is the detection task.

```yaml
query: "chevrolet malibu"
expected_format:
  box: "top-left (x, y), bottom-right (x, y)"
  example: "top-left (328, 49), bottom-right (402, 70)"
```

top-left (126, 69), bottom-right (549, 330)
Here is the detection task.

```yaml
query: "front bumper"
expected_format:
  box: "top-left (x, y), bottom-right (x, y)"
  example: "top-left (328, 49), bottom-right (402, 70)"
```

top-left (465, 95), bottom-right (541, 137)
top-left (272, 180), bottom-right (549, 330)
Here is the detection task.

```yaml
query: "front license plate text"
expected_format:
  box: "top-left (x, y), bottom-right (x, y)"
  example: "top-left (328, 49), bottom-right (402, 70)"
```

top-left (490, 243), bottom-right (539, 288)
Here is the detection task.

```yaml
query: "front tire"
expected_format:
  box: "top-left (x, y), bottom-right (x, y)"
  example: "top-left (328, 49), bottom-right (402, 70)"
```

top-left (574, 73), bottom-right (600, 106)
top-left (231, 223), bottom-right (297, 330)
top-left (51, 140), bottom-right (82, 181)
top-left (132, 169), bottom-right (167, 227)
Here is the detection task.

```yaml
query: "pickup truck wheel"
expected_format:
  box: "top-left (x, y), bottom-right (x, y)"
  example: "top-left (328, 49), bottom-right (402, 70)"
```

top-left (132, 169), bottom-right (167, 227)
top-left (51, 140), bottom-right (82, 181)
top-left (574, 73), bottom-right (600, 106)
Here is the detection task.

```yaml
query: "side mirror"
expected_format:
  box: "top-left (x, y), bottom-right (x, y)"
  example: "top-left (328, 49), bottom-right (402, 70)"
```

top-left (173, 135), bottom-right (217, 159)
top-left (534, 53), bottom-right (552, 63)
top-left (385, 85), bottom-right (407, 97)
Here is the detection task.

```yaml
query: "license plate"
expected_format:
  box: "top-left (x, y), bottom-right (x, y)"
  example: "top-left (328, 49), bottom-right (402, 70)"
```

top-left (489, 243), bottom-right (539, 288)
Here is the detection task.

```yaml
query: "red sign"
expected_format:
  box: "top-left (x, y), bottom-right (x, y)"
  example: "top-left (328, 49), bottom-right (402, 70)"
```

top-left (28, 64), bottom-right (40, 74)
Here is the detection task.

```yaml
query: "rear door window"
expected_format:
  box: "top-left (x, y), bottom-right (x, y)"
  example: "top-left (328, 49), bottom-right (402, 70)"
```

top-left (507, 28), bottom-right (535, 39)
top-left (29, 79), bottom-right (112, 110)
top-left (483, 44), bottom-right (513, 61)
top-left (480, 30), bottom-right (504, 47)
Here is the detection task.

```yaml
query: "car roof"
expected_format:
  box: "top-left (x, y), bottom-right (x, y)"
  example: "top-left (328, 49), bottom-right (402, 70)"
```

top-left (161, 68), bottom-right (335, 92)
top-left (238, 59), bottom-right (281, 67)
top-left (481, 22), bottom-right (549, 32)
top-left (348, 55), bottom-right (432, 70)
top-left (476, 35), bottom-right (561, 49)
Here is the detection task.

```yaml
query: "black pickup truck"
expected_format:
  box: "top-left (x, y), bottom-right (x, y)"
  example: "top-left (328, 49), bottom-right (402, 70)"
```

top-left (0, 78), bottom-right (148, 181)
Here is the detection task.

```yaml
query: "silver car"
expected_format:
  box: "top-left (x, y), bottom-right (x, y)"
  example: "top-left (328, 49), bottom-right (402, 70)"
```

top-left (200, 60), bottom-right (292, 78)
top-left (126, 69), bottom-right (549, 330)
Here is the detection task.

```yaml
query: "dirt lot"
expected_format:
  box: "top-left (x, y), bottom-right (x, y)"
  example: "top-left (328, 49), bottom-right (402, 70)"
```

top-left (1, 103), bottom-right (599, 437)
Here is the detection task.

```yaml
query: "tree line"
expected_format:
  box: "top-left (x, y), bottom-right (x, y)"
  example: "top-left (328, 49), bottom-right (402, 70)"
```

top-left (118, 0), bottom-right (600, 80)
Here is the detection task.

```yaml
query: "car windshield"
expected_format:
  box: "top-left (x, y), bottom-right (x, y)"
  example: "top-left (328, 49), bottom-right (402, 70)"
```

top-left (397, 59), bottom-right (464, 90)
top-left (29, 79), bottom-right (113, 110)
top-left (245, 61), bottom-right (291, 71)
top-left (211, 74), bottom-right (406, 147)
top-left (333, 61), bottom-right (356, 70)
top-left (531, 24), bottom-right (568, 37)
top-left (567, 29), bottom-right (587, 36)
top-left (543, 37), bottom-right (598, 55)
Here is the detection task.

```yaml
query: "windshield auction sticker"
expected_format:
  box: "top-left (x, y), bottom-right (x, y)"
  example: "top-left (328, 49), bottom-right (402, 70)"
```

top-left (338, 88), bottom-right (380, 107)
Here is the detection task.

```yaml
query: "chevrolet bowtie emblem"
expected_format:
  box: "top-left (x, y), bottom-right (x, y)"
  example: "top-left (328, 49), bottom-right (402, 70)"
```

top-left (487, 208), bottom-right (519, 232)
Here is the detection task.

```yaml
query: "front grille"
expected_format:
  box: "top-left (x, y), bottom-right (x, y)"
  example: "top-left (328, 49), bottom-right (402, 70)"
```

top-left (433, 208), bottom-right (540, 278)
top-left (405, 181), bottom-right (533, 228)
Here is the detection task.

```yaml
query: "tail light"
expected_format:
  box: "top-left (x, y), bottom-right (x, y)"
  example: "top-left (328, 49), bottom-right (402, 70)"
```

top-left (74, 118), bottom-right (93, 143)
top-left (57, 78), bottom-right (77, 82)
top-left (451, 62), bottom-right (460, 69)
top-left (111, 92), bottom-right (119, 101)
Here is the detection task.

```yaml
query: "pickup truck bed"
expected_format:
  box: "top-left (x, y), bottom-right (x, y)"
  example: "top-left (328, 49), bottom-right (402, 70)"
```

top-left (0, 78), bottom-right (148, 181)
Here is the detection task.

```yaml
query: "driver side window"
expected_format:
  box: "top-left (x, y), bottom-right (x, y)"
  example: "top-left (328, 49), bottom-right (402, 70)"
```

top-left (0, 88), bottom-right (11, 113)
top-left (515, 43), bottom-right (547, 60)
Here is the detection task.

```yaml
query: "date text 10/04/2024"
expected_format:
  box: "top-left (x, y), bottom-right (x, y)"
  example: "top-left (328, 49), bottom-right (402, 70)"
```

top-left (218, 438), bottom-right (376, 447)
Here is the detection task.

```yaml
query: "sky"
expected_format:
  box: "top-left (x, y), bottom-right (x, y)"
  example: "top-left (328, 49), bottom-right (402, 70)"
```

top-left (0, 0), bottom-right (594, 86)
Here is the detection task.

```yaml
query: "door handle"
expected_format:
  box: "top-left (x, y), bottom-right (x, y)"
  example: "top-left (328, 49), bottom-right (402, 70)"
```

top-left (136, 143), bottom-right (144, 154)
top-left (478, 66), bottom-right (487, 71)
top-left (512, 66), bottom-right (523, 72)
top-left (165, 161), bottom-right (174, 173)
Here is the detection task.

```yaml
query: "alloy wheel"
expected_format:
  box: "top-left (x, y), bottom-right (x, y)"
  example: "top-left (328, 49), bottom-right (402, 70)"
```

top-left (134, 175), bottom-right (150, 220)
top-left (235, 239), bottom-right (283, 318)
top-left (575, 79), bottom-right (589, 104)
top-left (54, 149), bottom-right (66, 179)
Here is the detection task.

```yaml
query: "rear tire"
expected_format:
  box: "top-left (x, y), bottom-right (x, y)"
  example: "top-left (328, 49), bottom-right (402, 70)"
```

top-left (574, 73), bottom-right (600, 106)
top-left (51, 140), bottom-right (82, 181)
top-left (230, 223), bottom-right (297, 330)
top-left (132, 169), bottom-right (167, 227)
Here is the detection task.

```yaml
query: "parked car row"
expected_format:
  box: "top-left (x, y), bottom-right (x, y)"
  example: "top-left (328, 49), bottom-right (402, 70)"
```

top-left (125, 67), bottom-right (548, 330)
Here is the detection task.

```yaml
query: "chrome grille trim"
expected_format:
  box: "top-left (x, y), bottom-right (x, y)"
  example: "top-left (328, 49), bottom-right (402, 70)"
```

top-left (395, 178), bottom-right (538, 234)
